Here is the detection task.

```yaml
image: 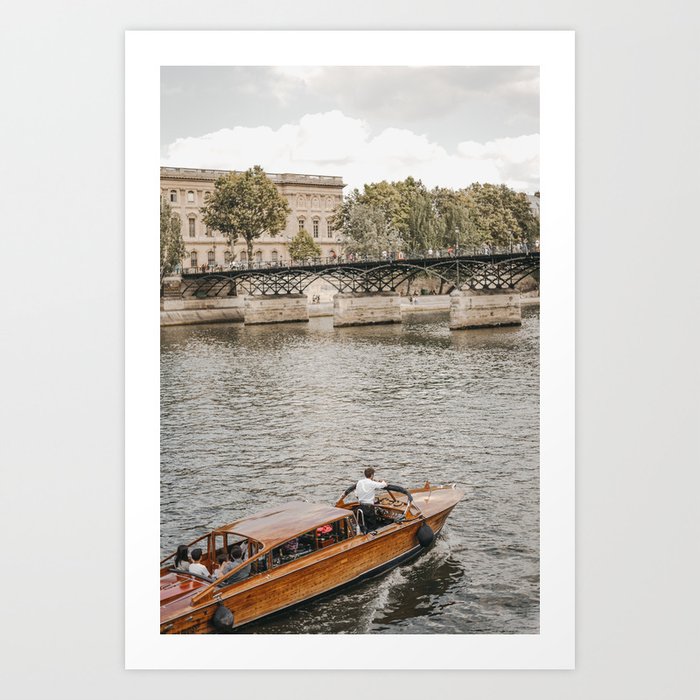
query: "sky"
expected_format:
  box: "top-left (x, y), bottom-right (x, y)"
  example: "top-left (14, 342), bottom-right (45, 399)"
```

top-left (161, 66), bottom-right (539, 193)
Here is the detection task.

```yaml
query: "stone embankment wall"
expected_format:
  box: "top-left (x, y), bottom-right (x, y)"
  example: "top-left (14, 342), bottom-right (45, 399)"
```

top-left (160, 297), bottom-right (245, 326)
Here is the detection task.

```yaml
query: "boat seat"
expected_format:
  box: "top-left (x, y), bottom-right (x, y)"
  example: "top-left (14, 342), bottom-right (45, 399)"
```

top-left (169, 566), bottom-right (214, 583)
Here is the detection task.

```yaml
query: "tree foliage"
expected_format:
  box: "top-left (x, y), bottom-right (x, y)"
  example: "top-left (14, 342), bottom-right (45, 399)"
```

top-left (160, 196), bottom-right (185, 280)
top-left (432, 187), bottom-right (481, 250)
top-left (340, 203), bottom-right (402, 257)
top-left (332, 177), bottom-right (539, 255)
top-left (201, 165), bottom-right (290, 261)
top-left (465, 183), bottom-right (539, 247)
top-left (288, 228), bottom-right (322, 261)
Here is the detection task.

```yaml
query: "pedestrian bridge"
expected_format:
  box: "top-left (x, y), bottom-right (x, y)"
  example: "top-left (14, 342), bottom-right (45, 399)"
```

top-left (177, 252), bottom-right (540, 298)
top-left (163, 253), bottom-right (539, 330)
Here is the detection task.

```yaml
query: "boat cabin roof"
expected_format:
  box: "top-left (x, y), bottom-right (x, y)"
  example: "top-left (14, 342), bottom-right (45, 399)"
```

top-left (215, 501), bottom-right (352, 549)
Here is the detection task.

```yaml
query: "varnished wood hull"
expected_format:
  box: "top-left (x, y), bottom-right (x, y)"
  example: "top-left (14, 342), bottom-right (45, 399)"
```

top-left (161, 487), bottom-right (462, 634)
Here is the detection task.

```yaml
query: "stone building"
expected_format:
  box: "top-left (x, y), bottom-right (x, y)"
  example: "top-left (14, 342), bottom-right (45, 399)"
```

top-left (160, 167), bottom-right (345, 271)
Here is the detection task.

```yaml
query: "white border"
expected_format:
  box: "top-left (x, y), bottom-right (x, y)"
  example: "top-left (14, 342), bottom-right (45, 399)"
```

top-left (125, 30), bottom-right (574, 670)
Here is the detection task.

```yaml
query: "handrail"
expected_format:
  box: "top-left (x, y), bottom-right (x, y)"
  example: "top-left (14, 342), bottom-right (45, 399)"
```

top-left (179, 247), bottom-right (540, 276)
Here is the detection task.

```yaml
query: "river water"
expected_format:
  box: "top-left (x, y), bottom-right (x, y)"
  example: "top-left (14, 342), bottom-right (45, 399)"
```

top-left (160, 307), bottom-right (540, 634)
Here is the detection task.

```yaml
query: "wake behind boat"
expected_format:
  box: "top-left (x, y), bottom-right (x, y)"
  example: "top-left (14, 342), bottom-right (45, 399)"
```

top-left (160, 481), bottom-right (464, 633)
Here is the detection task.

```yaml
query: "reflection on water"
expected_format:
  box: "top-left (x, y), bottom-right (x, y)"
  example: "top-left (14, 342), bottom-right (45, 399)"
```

top-left (161, 308), bottom-right (540, 634)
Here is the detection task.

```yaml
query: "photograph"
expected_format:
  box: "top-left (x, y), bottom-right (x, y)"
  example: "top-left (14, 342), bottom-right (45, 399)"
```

top-left (159, 64), bottom-right (541, 635)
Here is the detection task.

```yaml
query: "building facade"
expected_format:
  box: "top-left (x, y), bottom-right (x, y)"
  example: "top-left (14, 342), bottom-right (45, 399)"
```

top-left (160, 167), bottom-right (346, 271)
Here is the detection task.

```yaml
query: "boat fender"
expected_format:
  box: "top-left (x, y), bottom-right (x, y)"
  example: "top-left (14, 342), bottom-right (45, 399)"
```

top-left (417, 523), bottom-right (434, 548)
top-left (212, 603), bottom-right (235, 633)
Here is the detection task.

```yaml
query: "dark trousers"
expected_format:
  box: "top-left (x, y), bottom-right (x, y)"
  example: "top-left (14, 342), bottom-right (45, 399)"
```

top-left (360, 504), bottom-right (378, 532)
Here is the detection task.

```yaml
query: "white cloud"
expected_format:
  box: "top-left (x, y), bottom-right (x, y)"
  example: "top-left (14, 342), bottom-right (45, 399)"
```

top-left (162, 110), bottom-right (539, 192)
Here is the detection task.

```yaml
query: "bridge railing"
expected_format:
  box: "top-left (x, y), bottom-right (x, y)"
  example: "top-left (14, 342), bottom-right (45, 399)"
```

top-left (180, 244), bottom-right (539, 275)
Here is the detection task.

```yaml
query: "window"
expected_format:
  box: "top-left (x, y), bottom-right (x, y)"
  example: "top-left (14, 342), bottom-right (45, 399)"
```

top-left (187, 190), bottom-right (195, 203)
top-left (271, 250), bottom-right (278, 263)
top-left (190, 251), bottom-right (197, 268)
top-left (312, 196), bottom-right (319, 210)
top-left (326, 197), bottom-right (333, 210)
top-left (170, 190), bottom-right (177, 203)
top-left (188, 217), bottom-right (195, 237)
top-left (297, 195), bottom-right (306, 209)
top-left (204, 191), bottom-right (211, 202)
top-left (298, 218), bottom-right (305, 232)
top-left (270, 520), bottom-right (353, 569)
top-left (240, 251), bottom-right (247, 263)
top-left (271, 530), bottom-right (317, 568)
top-left (312, 220), bottom-right (319, 238)
top-left (326, 221), bottom-right (332, 238)
top-left (255, 250), bottom-right (262, 263)
top-left (208, 250), bottom-right (215, 266)
top-left (224, 251), bottom-right (231, 265)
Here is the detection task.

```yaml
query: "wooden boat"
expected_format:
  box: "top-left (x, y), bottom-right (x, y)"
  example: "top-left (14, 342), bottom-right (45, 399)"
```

top-left (160, 481), bottom-right (464, 633)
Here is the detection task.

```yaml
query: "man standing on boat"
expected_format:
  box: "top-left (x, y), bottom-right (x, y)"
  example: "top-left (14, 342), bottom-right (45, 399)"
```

top-left (356, 467), bottom-right (387, 532)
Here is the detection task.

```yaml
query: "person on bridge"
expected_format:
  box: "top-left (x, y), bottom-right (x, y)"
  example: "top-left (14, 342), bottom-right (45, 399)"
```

top-left (355, 467), bottom-right (387, 532)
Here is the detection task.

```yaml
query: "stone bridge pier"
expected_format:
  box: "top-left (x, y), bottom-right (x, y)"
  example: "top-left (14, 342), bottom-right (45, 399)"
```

top-left (332, 292), bottom-right (402, 327)
top-left (449, 287), bottom-right (522, 330)
top-left (243, 294), bottom-right (309, 325)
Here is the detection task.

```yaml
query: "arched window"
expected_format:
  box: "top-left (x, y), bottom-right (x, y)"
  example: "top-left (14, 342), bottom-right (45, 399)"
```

top-left (188, 216), bottom-right (196, 237)
top-left (208, 250), bottom-right (215, 267)
top-left (326, 196), bottom-right (333, 210)
top-left (187, 190), bottom-right (195, 203)
top-left (297, 195), bottom-right (306, 209)
top-left (271, 250), bottom-right (278, 263)
top-left (312, 196), bottom-right (320, 210)
top-left (298, 217), bottom-right (305, 232)
top-left (255, 250), bottom-right (262, 263)
top-left (312, 219), bottom-right (319, 238)
top-left (240, 251), bottom-right (247, 262)
top-left (204, 191), bottom-right (211, 202)
top-left (170, 190), bottom-right (177, 203)
top-left (224, 250), bottom-right (231, 265)
top-left (190, 251), bottom-right (197, 269)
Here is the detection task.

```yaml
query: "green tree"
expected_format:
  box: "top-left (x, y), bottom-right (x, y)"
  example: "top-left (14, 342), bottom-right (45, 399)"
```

top-left (288, 228), bottom-right (321, 261)
top-left (432, 187), bottom-right (482, 251)
top-left (201, 165), bottom-right (290, 262)
top-left (361, 180), bottom-right (405, 231)
top-left (160, 196), bottom-right (185, 281)
top-left (464, 183), bottom-right (519, 248)
top-left (340, 203), bottom-right (402, 258)
top-left (506, 190), bottom-right (540, 245)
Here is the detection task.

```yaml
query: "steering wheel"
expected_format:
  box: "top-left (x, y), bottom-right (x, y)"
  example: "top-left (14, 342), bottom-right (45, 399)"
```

top-left (382, 488), bottom-right (398, 503)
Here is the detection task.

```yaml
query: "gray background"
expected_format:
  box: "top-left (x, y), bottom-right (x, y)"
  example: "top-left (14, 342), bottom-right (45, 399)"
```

top-left (1, 1), bottom-right (698, 698)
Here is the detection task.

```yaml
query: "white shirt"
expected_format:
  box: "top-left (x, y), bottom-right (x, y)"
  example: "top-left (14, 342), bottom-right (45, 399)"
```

top-left (355, 477), bottom-right (387, 504)
top-left (189, 562), bottom-right (210, 578)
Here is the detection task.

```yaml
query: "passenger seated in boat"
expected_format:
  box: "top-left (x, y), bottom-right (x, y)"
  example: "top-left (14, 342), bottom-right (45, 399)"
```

top-left (355, 467), bottom-right (387, 532)
top-left (227, 545), bottom-right (251, 582)
top-left (174, 544), bottom-right (190, 571)
top-left (213, 553), bottom-right (233, 579)
top-left (188, 548), bottom-right (211, 578)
